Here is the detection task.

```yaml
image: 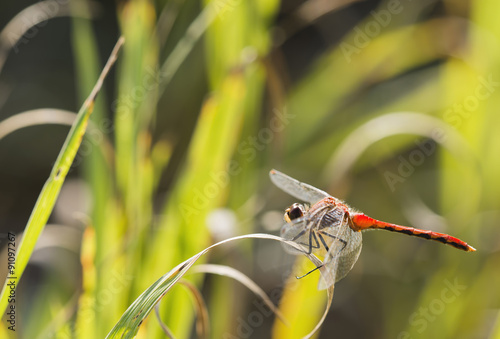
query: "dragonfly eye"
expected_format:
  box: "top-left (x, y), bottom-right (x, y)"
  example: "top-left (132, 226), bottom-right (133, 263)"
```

top-left (284, 203), bottom-right (306, 223)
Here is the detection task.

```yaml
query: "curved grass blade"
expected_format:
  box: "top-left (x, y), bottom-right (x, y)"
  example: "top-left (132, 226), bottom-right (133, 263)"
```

top-left (0, 0), bottom-right (100, 73)
top-left (272, 256), bottom-right (335, 339)
top-left (191, 264), bottom-right (288, 326)
top-left (0, 109), bottom-right (76, 140)
top-left (106, 233), bottom-right (327, 339)
top-left (154, 280), bottom-right (208, 339)
top-left (303, 284), bottom-right (334, 339)
top-left (0, 36), bottom-right (124, 315)
top-left (322, 111), bottom-right (477, 188)
top-left (154, 304), bottom-right (176, 339)
top-left (179, 280), bottom-right (209, 339)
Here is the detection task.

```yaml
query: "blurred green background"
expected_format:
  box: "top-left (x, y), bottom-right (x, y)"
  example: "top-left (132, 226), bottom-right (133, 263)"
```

top-left (0, 0), bottom-right (499, 338)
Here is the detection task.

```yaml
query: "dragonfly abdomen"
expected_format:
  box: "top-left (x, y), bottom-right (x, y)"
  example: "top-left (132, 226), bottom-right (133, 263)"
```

top-left (350, 213), bottom-right (476, 252)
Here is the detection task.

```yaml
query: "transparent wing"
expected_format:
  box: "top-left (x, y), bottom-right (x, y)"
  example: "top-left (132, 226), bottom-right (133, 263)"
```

top-left (318, 255), bottom-right (339, 290)
top-left (280, 218), bottom-right (310, 255)
top-left (270, 169), bottom-right (330, 204)
top-left (318, 219), bottom-right (362, 290)
top-left (317, 223), bottom-right (349, 290)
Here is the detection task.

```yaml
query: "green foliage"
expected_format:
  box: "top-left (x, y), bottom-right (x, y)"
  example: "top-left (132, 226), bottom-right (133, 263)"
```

top-left (0, 0), bottom-right (497, 338)
top-left (0, 36), bottom-right (123, 322)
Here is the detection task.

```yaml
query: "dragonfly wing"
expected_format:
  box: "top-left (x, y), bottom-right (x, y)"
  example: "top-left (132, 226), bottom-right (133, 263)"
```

top-left (280, 218), bottom-right (311, 255)
top-left (270, 169), bottom-right (330, 204)
top-left (318, 217), bottom-right (362, 290)
top-left (317, 255), bottom-right (339, 290)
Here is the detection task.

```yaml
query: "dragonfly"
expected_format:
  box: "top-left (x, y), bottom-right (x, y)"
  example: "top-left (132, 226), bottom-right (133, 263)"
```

top-left (270, 169), bottom-right (476, 289)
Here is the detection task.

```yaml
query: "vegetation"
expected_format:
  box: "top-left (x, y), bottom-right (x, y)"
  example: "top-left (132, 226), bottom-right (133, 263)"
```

top-left (0, 0), bottom-right (498, 338)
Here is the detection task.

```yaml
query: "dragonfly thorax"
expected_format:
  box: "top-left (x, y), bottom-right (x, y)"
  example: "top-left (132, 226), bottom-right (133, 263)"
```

top-left (318, 207), bottom-right (345, 230)
top-left (308, 197), bottom-right (346, 231)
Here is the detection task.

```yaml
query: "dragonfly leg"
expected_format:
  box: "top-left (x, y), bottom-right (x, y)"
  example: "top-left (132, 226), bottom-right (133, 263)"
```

top-left (294, 232), bottom-right (324, 280)
top-left (290, 228), bottom-right (307, 242)
top-left (287, 229), bottom-right (320, 254)
top-left (317, 233), bottom-right (330, 253)
top-left (296, 264), bottom-right (323, 280)
top-left (319, 230), bottom-right (347, 251)
top-left (297, 230), bottom-right (321, 254)
top-left (308, 231), bottom-right (321, 254)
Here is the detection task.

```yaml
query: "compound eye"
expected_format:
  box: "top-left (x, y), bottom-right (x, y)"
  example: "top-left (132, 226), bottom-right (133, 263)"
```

top-left (284, 203), bottom-right (305, 223)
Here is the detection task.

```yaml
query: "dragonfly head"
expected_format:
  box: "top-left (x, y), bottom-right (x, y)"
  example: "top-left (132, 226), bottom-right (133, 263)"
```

top-left (284, 203), bottom-right (306, 223)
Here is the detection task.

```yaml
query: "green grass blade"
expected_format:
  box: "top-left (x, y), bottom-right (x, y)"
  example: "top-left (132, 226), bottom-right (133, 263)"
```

top-left (106, 234), bottom-right (324, 339)
top-left (0, 37), bottom-right (124, 315)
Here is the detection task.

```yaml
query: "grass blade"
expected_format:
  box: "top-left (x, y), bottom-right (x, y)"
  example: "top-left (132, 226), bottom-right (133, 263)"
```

top-left (106, 233), bottom-right (325, 339)
top-left (0, 109), bottom-right (76, 140)
top-left (191, 264), bottom-right (289, 326)
top-left (0, 36), bottom-right (124, 315)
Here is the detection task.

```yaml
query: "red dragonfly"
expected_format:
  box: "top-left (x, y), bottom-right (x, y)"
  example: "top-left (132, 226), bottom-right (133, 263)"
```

top-left (270, 169), bottom-right (475, 289)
